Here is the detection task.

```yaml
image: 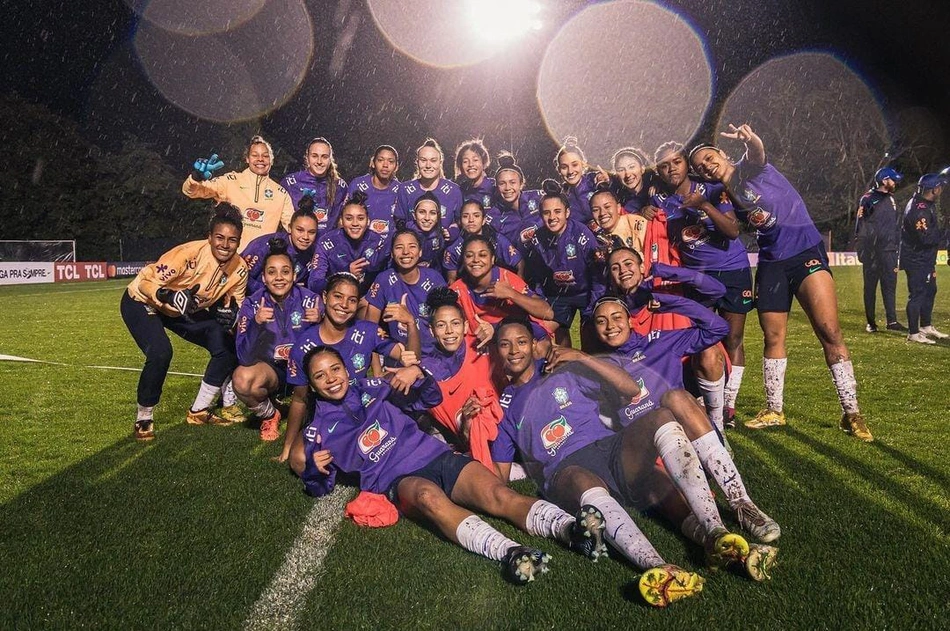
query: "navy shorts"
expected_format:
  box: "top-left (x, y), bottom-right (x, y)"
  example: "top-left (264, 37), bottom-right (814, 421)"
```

top-left (691, 268), bottom-right (754, 314)
top-left (755, 242), bottom-right (832, 312)
top-left (545, 292), bottom-right (589, 327)
top-left (388, 450), bottom-right (473, 504)
top-left (550, 434), bottom-right (650, 511)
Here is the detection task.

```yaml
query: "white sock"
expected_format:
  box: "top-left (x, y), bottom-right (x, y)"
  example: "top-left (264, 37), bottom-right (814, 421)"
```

top-left (763, 358), bottom-right (787, 413)
top-left (691, 431), bottom-right (750, 508)
top-left (654, 421), bottom-right (725, 537)
top-left (696, 374), bottom-right (726, 435)
top-left (251, 399), bottom-right (276, 419)
top-left (455, 515), bottom-right (521, 562)
top-left (680, 513), bottom-right (706, 546)
top-left (829, 360), bottom-right (859, 414)
top-left (723, 365), bottom-right (745, 410)
top-left (525, 500), bottom-right (575, 544)
top-left (220, 376), bottom-right (237, 407)
top-left (579, 487), bottom-right (664, 570)
top-left (136, 404), bottom-right (154, 422)
top-left (191, 381), bottom-right (221, 412)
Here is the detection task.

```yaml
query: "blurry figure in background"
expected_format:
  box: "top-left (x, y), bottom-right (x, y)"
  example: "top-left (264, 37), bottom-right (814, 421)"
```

top-left (454, 138), bottom-right (495, 211)
top-left (233, 239), bottom-right (321, 441)
top-left (280, 137), bottom-right (349, 233)
top-left (241, 209), bottom-right (319, 295)
top-left (348, 144), bottom-right (401, 240)
top-left (854, 167), bottom-right (906, 333)
top-left (901, 173), bottom-right (947, 344)
top-left (444, 200), bottom-right (523, 284)
top-left (395, 138), bottom-right (463, 241)
top-left (689, 124), bottom-right (873, 443)
top-left (122, 205), bottom-right (247, 441)
top-left (183, 136), bottom-right (294, 252)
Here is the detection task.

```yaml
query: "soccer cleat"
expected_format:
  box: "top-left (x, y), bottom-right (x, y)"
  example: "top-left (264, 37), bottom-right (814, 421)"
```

top-left (705, 529), bottom-right (751, 572)
top-left (865, 323), bottom-right (878, 333)
top-left (734, 500), bottom-right (781, 543)
top-left (840, 412), bottom-right (874, 443)
top-left (134, 419), bottom-right (155, 441)
top-left (919, 325), bottom-right (949, 339)
top-left (724, 407), bottom-right (736, 429)
top-left (217, 403), bottom-right (247, 425)
top-left (638, 565), bottom-right (704, 607)
top-left (570, 505), bottom-right (608, 561)
top-left (744, 544), bottom-right (780, 582)
top-left (744, 409), bottom-right (786, 430)
top-left (885, 321), bottom-right (908, 332)
top-left (502, 546), bottom-right (550, 584)
top-left (259, 410), bottom-right (282, 442)
top-left (906, 332), bottom-right (936, 345)
top-left (186, 408), bottom-right (228, 425)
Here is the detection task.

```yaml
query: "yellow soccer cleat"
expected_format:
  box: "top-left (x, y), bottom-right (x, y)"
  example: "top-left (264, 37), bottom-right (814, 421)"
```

top-left (744, 409), bottom-right (786, 430)
top-left (638, 565), bottom-right (704, 607)
top-left (744, 544), bottom-right (780, 582)
top-left (186, 408), bottom-right (228, 425)
top-left (705, 530), bottom-right (751, 571)
top-left (217, 403), bottom-right (248, 425)
top-left (840, 412), bottom-right (873, 442)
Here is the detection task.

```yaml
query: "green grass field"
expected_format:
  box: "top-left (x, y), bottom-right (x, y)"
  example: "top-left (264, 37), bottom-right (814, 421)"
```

top-left (1, 269), bottom-right (948, 630)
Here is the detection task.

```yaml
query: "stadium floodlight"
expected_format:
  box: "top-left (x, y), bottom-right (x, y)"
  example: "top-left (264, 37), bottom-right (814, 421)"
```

top-left (468, 0), bottom-right (543, 46)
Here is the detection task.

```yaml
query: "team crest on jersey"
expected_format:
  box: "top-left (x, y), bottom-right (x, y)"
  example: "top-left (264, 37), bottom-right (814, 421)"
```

top-left (418, 303), bottom-right (430, 317)
top-left (245, 208), bottom-right (264, 222)
top-left (432, 237), bottom-right (440, 248)
top-left (291, 311), bottom-right (303, 327)
top-left (274, 343), bottom-right (293, 362)
top-left (541, 416), bottom-right (573, 454)
top-left (352, 353), bottom-right (366, 371)
top-left (916, 218), bottom-right (928, 231)
top-left (565, 244), bottom-right (576, 258)
top-left (264, 189), bottom-right (274, 199)
top-left (629, 377), bottom-right (650, 404)
top-left (361, 392), bottom-right (373, 406)
top-left (528, 199), bottom-right (538, 211)
top-left (406, 184), bottom-right (417, 194)
top-left (499, 392), bottom-right (513, 408)
top-left (553, 387), bottom-right (571, 408)
top-left (482, 195), bottom-right (491, 208)
top-left (294, 263), bottom-right (303, 276)
top-left (747, 208), bottom-right (775, 229)
top-left (364, 248), bottom-right (375, 259)
top-left (219, 273), bottom-right (228, 286)
top-left (440, 205), bottom-right (447, 218)
top-left (358, 421), bottom-right (388, 454)
top-left (741, 188), bottom-right (761, 205)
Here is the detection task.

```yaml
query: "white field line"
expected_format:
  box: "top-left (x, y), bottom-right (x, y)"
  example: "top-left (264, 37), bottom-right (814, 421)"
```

top-left (0, 354), bottom-right (202, 377)
top-left (243, 485), bottom-right (354, 631)
top-left (5, 285), bottom-right (123, 298)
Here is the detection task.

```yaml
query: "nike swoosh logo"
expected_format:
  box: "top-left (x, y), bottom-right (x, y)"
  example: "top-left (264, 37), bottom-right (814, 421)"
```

top-left (808, 266), bottom-right (821, 273)
top-left (327, 421), bottom-right (340, 434)
top-left (742, 299), bottom-right (752, 304)
top-left (515, 418), bottom-right (524, 430)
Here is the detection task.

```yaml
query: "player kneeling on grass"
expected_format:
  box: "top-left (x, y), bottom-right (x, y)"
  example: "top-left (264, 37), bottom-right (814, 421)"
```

top-left (592, 296), bottom-right (781, 544)
top-left (122, 204), bottom-right (247, 441)
top-left (490, 319), bottom-right (778, 606)
top-left (289, 346), bottom-right (601, 584)
top-left (233, 239), bottom-right (321, 441)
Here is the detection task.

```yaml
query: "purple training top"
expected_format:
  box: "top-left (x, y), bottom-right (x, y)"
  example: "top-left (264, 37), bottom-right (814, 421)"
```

top-left (348, 174), bottom-right (400, 239)
top-left (366, 267), bottom-right (447, 355)
top-left (308, 228), bottom-right (390, 294)
top-left (241, 231), bottom-right (318, 295)
top-left (524, 219), bottom-right (599, 298)
top-left (460, 176), bottom-right (496, 212)
top-left (395, 178), bottom-right (463, 242)
top-left (489, 189), bottom-right (544, 252)
top-left (563, 172), bottom-right (599, 226)
top-left (444, 230), bottom-right (522, 275)
top-left (281, 170), bottom-right (349, 233)
top-left (235, 285), bottom-right (321, 366)
top-left (286, 319), bottom-right (398, 386)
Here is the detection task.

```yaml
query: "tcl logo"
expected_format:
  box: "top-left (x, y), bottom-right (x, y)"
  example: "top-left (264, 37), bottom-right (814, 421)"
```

top-left (55, 263), bottom-right (107, 282)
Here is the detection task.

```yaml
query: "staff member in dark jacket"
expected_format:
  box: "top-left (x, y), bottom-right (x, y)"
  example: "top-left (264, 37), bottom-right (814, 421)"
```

top-left (855, 168), bottom-right (905, 333)
top-left (901, 173), bottom-right (947, 344)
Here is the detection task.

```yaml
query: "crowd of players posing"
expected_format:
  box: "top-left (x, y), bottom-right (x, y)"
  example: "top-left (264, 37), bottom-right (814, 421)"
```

top-left (121, 127), bottom-right (881, 606)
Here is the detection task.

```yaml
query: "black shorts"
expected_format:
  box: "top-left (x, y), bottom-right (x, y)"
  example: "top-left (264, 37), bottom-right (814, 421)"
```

top-left (754, 242), bottom-right (832, 312)
top-left (549, 434), bottom-right (653, 511)
top-left (388, 450), bottom-right (473, 504)
top-left (691, 268), bottom-right (754, 314)
top-left (545, 292), bottom-right (589, 327)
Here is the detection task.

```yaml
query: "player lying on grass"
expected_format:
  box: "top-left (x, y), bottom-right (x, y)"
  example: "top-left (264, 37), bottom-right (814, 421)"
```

top-left (688, 125), bottom-right (872, 442)
top-left (489, 318), bottom-right (779, 606)
top-left (591, 295), bottom-right (781, 543)
top-left (233, 239), bottom-right (321, 441)
top-left (122, 204), bottom-right (247, 441)
top-left (289, 346), bottom-right (605, 584)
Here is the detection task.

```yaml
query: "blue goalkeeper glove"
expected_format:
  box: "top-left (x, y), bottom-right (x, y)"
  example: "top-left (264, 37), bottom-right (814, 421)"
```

top-left (191, 153), bottom-right (225, 181)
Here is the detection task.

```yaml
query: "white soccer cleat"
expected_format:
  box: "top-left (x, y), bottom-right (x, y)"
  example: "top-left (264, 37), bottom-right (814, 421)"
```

top-left (919, 326), bottom-right (949, 339)
top-left (907, 333), bottom-right (936, 345)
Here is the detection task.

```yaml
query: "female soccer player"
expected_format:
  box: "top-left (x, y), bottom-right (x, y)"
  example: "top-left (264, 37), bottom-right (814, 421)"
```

top-left (280, 137), bottom-right (349, 232)
top-left (279, 272), bottom-right (419, 462)
top-left (122, 205), bottom-right (248, 441)
top-left (395, 138), bottom-right (463, 240)
top-left (443, 200), bottom-right (523, 283)
top-left (490, 319), bottom-right (776, 605)
top-left (555, 136), bottom-right (601, 226)
top-left (454, 138), bottom-right (494, 210)
top-left (241, 209), bottom-right (319, 295)
top-left (523, 183), bottom-right (600, 346)
top-left (308, 191), bottom-right (389, 294)
top-left (449, 234), bottom-right (554, 349)
top-left (489, 153), bottom-right (544, 252)
top-left (365, 227), bottom-right (447, 357)
top-left (589, 186), bottom-right (647, 256)
top-left (233, 240), bottom-right (321, 441)
top-left (405, 192), bottom-right (448, 273)
top-left (591, 296), bottom-right (781, 543)
top-left (183, 136), bottom-right (294, 252)
top-left (688, 124), bottom-right (873, 442)
top-left (611, 146), bottom-right (653, 214)
top-left (347, 145), bottom-right (401, 239)
top-left (290, 346), bottom-right (599, 584)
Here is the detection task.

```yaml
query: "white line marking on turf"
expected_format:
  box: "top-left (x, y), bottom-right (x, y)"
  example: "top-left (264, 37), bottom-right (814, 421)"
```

top-left (243, 486), bottom-right (355, 631)
top-left (1, 354), bottom-right (202, 377)
top-left (7, 286), bottom-right (123, 298)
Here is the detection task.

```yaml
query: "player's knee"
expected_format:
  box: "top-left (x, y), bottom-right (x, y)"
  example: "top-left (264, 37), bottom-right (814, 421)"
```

top-left (231, 368), bottom-right (254, 396)
top-left (147, 341), bottom-right (173, 368)
top-left (409, 483), bottom-right (449, 516)
top-left (289, 449), bottom-right (306, 476)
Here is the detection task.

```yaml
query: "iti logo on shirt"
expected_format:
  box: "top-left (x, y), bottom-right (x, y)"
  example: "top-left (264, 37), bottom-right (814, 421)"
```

top-left (629, 377), bottom-right (650, 404)
top-left (358, 421), bottom-right (388, 454)
top-left (541, 416), bottom-right (573, 453)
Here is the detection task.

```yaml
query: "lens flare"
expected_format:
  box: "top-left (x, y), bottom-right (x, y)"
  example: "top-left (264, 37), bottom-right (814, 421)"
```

top-left (537, 0), bottom-right (712, 167)
top-left (717, 51), bottom-right (889, 225)
top-left (134, 0), bottom-right (313, 123)
top-left (123, 0), bottom-right (266, 36)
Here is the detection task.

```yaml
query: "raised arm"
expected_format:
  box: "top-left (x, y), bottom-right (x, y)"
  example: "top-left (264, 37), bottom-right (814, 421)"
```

top-left (721, 124), bottom-right (766, 167)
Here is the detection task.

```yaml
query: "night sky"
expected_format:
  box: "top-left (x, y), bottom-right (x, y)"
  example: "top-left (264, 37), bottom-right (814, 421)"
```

top-left (5, 0), bottom-right (950, 183)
